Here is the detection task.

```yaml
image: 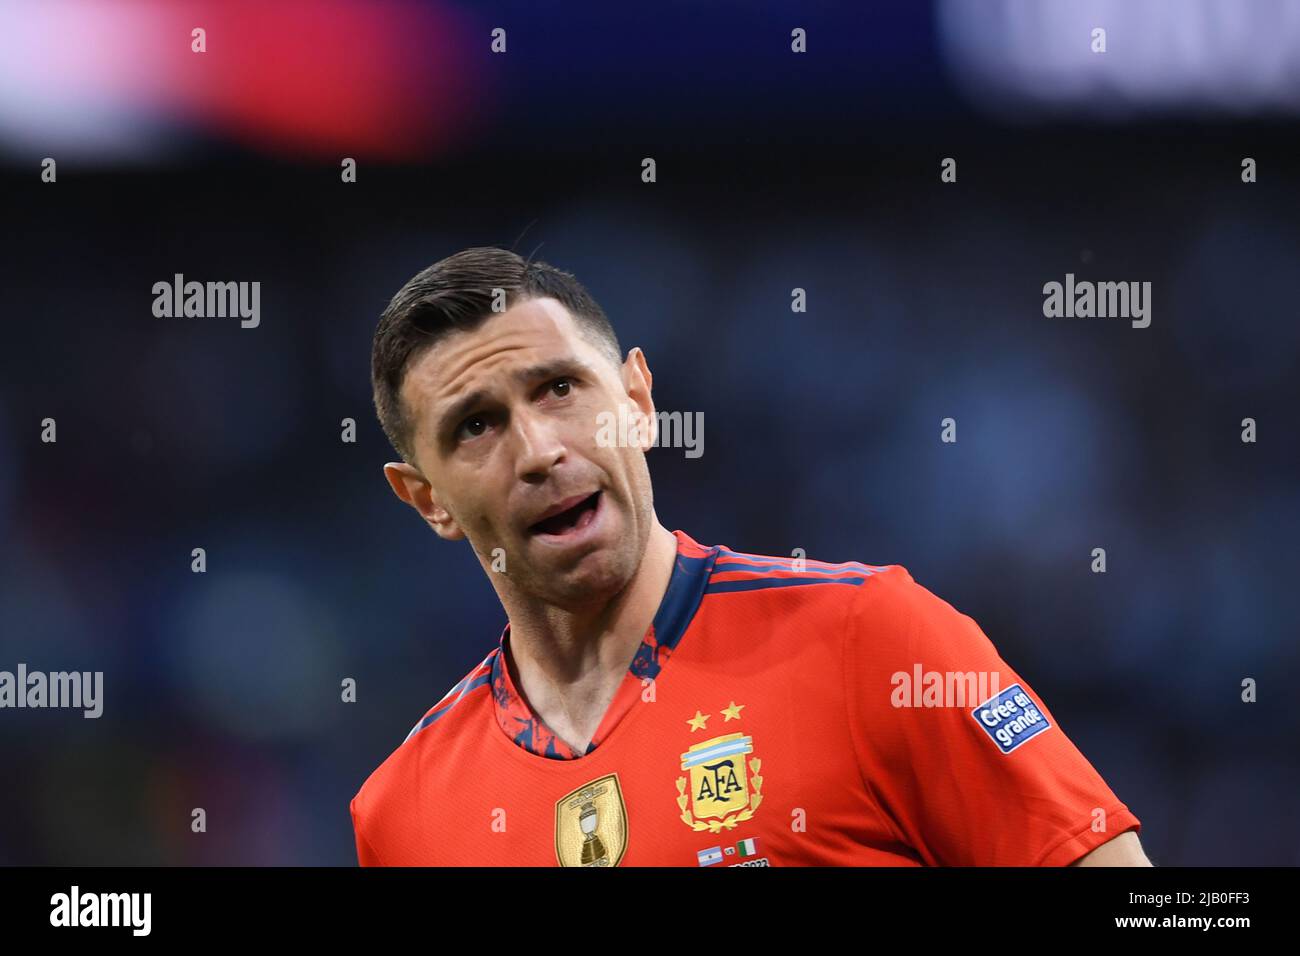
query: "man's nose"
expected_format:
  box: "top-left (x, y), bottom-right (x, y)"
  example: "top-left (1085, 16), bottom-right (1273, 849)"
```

top-left (512, 408), bottom-right (565, 482)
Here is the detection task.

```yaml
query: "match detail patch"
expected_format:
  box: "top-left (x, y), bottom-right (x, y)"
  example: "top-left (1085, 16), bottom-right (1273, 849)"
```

top-left (971, 683), bottom-right (1052, 754)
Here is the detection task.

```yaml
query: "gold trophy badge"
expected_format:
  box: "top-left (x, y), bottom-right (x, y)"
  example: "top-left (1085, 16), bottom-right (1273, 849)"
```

top-left (554, 774), bottom-right (629, 867)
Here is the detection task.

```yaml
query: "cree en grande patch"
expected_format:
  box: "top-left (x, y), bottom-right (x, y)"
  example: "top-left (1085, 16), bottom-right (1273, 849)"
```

top-left (971, 683), bottom-right (1052, 754)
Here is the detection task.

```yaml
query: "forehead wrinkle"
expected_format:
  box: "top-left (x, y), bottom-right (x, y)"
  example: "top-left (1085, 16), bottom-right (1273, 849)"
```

top-left (435, 356), bottom-right (594, 443)
top-left (402, 302), bottom-right (606, 452)
top-left (405, 339), bottom-right (530, 442)
top-left (407, 331), bottom-right (560, 445)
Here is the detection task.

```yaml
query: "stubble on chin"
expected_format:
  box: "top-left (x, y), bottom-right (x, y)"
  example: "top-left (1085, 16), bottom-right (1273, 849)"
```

top-left (526, 530), bottom-right (644, 611)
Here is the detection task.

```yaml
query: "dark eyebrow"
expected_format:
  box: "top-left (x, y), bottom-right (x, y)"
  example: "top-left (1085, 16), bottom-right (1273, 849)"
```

top-left (514, 358), bottom-right (589, 385)
top-left (436, 389), bottom-right (490, 439)
top-left (435, 357), bottom-right (591, 438)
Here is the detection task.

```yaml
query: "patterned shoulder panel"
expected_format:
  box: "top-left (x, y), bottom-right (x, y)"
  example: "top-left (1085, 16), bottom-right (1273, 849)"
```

top-left (704, 545), bottom-right (895, 595)
top-left (401, 646), bottom-right (499, 745)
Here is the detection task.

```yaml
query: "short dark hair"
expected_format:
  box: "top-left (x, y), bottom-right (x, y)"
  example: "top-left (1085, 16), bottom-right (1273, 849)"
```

top-left (371, 246), bottom-right (622, 466)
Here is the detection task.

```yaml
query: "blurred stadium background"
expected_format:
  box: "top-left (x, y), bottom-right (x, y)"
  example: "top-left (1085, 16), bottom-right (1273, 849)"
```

top-left (1, 0), bottom-right (1298, 864)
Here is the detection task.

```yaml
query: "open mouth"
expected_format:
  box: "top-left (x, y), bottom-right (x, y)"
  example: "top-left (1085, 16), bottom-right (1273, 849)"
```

top-left (528, 491), bottom-right (602, 537)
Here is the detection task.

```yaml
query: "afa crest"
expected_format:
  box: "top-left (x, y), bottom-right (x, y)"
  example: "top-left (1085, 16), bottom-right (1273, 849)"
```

top-left (676, 729), bottom-right (764, 833)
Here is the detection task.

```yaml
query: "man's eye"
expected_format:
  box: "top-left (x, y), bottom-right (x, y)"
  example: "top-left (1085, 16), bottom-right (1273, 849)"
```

top-left (550, 378), bottom-right (572, 397)
top-left (457, 416), bottom-right (488, 441)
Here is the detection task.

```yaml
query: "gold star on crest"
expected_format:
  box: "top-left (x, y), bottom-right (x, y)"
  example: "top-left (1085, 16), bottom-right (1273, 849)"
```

top-left (721, 701), bottom-right (745, 722)
top-left (687, 710), bottom-right (710, 732)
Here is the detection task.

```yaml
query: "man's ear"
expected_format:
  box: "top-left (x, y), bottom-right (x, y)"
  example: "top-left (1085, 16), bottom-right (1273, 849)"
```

top-left (622, 346), bottom-right (657, 451)
top-left (382, 462), bottom-right (466, 541)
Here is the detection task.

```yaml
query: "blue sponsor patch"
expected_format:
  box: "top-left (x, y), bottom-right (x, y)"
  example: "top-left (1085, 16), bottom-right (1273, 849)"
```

top-left (971, 683), bottom-right (1052, 754)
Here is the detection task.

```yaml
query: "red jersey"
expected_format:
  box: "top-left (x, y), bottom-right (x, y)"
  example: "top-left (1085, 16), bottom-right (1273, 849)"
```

top-left (351, 530), bottom-right (1140, 866)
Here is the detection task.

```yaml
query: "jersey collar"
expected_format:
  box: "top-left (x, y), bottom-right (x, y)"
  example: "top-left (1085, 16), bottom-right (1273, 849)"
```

top-left (489, 529), bottom-right (719, 759)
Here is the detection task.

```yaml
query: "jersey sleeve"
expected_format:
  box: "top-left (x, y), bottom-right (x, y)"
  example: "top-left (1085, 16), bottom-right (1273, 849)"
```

top-left (351, 796), bottom-right (384, 867)
top-left (842, 566), bottom-right (1141, 866)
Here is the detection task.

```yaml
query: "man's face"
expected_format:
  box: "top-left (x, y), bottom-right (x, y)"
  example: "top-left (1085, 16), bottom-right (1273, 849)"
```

top-left (392, 297), bottom-right (656, 609)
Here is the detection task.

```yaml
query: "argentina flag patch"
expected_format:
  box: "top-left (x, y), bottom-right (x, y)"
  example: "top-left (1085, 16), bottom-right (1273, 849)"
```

top-left (972, 683), bottom-right (1052, 754)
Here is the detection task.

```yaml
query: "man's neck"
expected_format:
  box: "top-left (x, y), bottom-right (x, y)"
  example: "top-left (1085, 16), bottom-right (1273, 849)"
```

top-left (500, 523), bottom-right (679, 751)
